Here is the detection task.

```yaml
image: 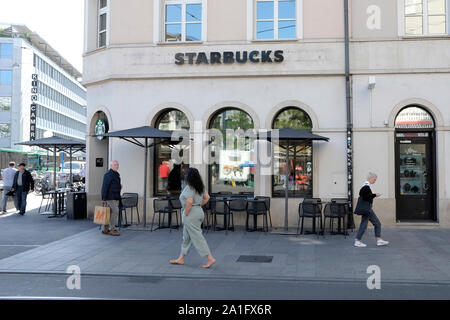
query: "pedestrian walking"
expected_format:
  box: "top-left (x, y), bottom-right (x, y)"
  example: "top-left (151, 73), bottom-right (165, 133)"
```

top-left (12, 163), bottom-right (34, 215)
top-left (1, 162), bottom-right (18, 213)
top-left (100, 160), bottom-right (122, 236)
top-left (170, 168), bottom-right (216, 268)
top-left (354, 172), bottom-right (389, 247)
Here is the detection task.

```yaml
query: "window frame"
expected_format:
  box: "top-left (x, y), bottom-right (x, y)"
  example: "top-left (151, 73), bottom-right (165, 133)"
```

top-left (163, 0), bottom-right (205, 43)
top-left (253, 0), bottom-right (302, 41)
top-left (399, 0), bottom-right (450, 37)
top-left (98, 0), bottom-right (110, 48)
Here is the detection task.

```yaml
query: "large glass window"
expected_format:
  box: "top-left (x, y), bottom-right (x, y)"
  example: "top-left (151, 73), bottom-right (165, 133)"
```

top-left (209, 109), bottom-right (255, 195)
top-left (0, 70), bottom-right (12, 85)
top-left (0, 43), bottom-right (13, 58)
top-left (405, 0), bottom-right (447, 35)
top-left (272, 108), bottom-right (313, 197)
top-left (0, 97), bottom-right (11, 111)
top-left (165, 0), bottom-right (202, 42)
top-left (256, 0), bottom-right (297, 40)
top-left (154, 109), bottom-right (190, 196)
top-left (98, 0), bottom-right (109, 47)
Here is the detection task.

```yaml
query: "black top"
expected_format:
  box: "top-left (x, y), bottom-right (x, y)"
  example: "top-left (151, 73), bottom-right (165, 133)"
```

top-left (359, 185), bottom-right (376, 204)
top-left (101, 169), bottom-right (121, 201)
top-left (13, 170), bottom-right (35, 193)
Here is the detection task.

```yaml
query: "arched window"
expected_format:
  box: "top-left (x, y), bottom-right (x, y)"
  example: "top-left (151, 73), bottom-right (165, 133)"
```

top-left (395, 106), bottom-right (434, 129)
top-left (272, 107), bottom-right (313, 197)
top-left (154, 109), bottom-right (190, 196)
top-left (208, 108), bottom-right (254, 194)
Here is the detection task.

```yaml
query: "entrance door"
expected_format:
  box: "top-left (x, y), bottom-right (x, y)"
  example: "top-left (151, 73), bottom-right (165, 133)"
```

top-left (395, 132), bottom-right (435, 221)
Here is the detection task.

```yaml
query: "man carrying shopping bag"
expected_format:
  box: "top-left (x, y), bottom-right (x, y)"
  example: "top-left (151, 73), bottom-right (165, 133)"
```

top-left (100, 160), bottom-right (122, 236)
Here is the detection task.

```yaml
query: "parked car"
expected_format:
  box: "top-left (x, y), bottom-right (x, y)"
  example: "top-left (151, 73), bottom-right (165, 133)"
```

top-left (59, 161), bottom-right (85, 183)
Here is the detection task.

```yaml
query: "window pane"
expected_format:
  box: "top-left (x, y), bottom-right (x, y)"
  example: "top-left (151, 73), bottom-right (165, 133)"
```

top-left (0, 71), bottom-right (12, 85)
top-left (279, 0), bottom-right (296, 20)
top-left (0, 124), bottom-right (10, 138)
top-left (99, 32), bottom-right (106, 47)
top-left (405, 16), bottom-right (423, 35)
top-left (428, 0), bottom-right (446, 14)
top-left (257, 1), bottom-right (274, 20)
top-left (273, 142), bottom-right (312, 197)
top-left (0, 44), bottom-right (13, 58)
top-left (166, 4), bottom-right (182, 23)
top-left (428, 15), bottom-right (446, 34)
top-left (186, 4), bottom-right (202, 22)
top-left (0, 97), bottom-right (11, 111)
top-left (395, 107), bottom-right (434, 129)
top-left (165, 24), bottom-right (182, 41)
top-left (186, 23), bottom-right (202, 41)
top-left (278, 20), bottom-right (296, 39)
top-left (100, 0), bottom-right (107, 9)
top-left (256, 21), bottom-right (274, 39)
top-left (273, 108), bottom-right (312, 129)
top-left (405, 0), bottom-right (423, 15)
top-left (99, 13), bottom-right (107, 31)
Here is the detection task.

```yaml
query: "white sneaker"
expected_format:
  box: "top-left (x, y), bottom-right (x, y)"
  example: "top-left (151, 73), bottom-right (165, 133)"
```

top-left (377, 239), bottom-right (389, 246)
top-left (354, 240), bottom-right (367, 247)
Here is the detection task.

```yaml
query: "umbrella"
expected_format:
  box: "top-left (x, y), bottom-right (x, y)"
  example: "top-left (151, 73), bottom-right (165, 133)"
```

top-left (256, 128), bottom-right (329, 232)
top-left (96, 126), bottom-right (183, 227)
top-left (239, 161), bottom-right (255, 168)
top-left (16, 136), bottom-right (86, 217)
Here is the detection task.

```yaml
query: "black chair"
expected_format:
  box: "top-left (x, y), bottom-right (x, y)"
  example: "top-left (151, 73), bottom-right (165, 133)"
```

top-left (120, 193), bottom-right (139, 225)
top-left (167, 194), bottom-right (182, 227)
top-left (323, 199), bottom-right (349, 238)
top-left (297, 198), bottom-right (323, 237)
top-left (254, 196), bottom-right (272, 228)
top-left (211, 199), bottom-right (234, 234)
top-left (38, 188), bottom-right (53, 214)
top-left (246, 200), bottom-right (269, 234)
top-left (202, 196), bottom-right (216, 233)
top-left (151, 198), bottom-right (178, 232)
top-left (217, 191), bottom-right (232, 195)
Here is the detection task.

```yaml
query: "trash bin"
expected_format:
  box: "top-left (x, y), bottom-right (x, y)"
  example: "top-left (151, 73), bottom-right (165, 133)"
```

top-left (66, 192), bottom-right (87, 219)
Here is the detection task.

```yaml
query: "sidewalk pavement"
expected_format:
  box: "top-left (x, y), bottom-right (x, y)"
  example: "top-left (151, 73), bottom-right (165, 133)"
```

top-left (0, 214), bottom-right (449, 284)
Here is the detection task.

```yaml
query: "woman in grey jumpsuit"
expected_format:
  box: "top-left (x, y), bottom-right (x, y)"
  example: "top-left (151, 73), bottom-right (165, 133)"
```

top-left (170, 168), bottom-right (216, 268)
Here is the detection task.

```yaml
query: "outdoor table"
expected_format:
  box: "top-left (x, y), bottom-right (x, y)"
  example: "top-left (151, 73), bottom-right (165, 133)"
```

top-left (46, 188), bottom-right (70, 218)
top-left (245, 198), bottom-right (267, 232)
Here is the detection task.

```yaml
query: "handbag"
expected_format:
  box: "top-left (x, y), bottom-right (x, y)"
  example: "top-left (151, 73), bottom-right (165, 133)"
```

top-left (354, 197), bottom-right (371, 216)
top-left (5, 189), bottom-right (15, 197)
top-left (93, 204), bottom-right (111, 225)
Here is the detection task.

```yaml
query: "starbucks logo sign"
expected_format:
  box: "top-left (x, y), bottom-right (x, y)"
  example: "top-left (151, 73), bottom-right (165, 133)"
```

top-left (95, 119), bottom-right (106, 140)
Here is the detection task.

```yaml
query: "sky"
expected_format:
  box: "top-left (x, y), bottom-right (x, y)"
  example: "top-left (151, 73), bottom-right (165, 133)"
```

top-left (0, 0), bottom-right (84, 72)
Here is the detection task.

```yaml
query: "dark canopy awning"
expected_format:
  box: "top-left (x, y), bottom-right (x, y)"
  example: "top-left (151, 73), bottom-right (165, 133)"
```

top-left (16, 136), bottom-right (86, 152)
top-left (96, 125), bottom-right (183, 147)
top-left (256, 128), bottom-right (329, 142)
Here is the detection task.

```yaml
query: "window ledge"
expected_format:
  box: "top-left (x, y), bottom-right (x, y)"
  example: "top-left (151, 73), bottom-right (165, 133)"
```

top-left (157, 41), bottom-right (204, 45)
top-left (252, 38), bottom-right (301, 43)
top-left (401, 35), bottom-right (450, 40)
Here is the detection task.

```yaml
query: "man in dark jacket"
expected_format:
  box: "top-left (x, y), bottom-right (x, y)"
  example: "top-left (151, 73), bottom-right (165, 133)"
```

top-left (100, 160), bottom-right (122, 236)
top-left (12, 163), bottom-right (34, 215)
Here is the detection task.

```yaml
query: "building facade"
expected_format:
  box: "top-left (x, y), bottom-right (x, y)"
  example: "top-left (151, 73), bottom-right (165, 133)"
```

top-left (0, 24), bottom-right (87, 152)
top-left (83, 0), bottom-right (450, 228)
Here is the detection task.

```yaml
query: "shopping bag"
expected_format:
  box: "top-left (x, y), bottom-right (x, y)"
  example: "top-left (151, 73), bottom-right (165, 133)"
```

top-left (94, 205), bottom-right (110, 225)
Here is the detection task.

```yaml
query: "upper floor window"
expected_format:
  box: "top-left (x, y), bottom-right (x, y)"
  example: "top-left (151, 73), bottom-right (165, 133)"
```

top-left (165, 0), bottom-right (203, 42)
top-left (0, 70), bottom-right (12, 85)
top-left (0, 43), bottom-right (13, 58)
top-left (256, 0), bottom-right (297, 40)
top-left (404, 0), bottom-right (448, 35)
top-left (0, 97), bottom-right (11, 111)
top-left (98, 0), bottom-right (109, 47)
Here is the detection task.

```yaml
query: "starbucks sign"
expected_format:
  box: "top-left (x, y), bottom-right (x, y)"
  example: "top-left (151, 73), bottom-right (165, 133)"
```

top-left (95, 119), bottom-right (106, 140)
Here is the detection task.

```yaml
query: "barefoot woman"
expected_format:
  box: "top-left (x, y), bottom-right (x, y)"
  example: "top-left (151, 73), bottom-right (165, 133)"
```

top-left (170, 168), bottom-right (216, 268)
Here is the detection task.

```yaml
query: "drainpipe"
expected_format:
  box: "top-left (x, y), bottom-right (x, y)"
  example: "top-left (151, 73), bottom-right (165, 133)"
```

top-left (344, 0), bottom-right (354, 214)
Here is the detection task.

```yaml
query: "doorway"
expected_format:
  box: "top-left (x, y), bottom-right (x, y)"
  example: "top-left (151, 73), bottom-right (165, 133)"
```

top-left (394, 106), bottom-right (436, 222)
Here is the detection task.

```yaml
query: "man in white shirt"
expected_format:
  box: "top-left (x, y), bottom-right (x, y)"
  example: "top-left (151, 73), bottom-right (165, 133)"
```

top-left (2, 162), bottom-right (18, 213)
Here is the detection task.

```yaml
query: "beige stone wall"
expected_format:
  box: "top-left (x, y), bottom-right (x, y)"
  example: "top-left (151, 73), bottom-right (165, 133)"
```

top-left (207, 0), bottom-right (247, 42)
